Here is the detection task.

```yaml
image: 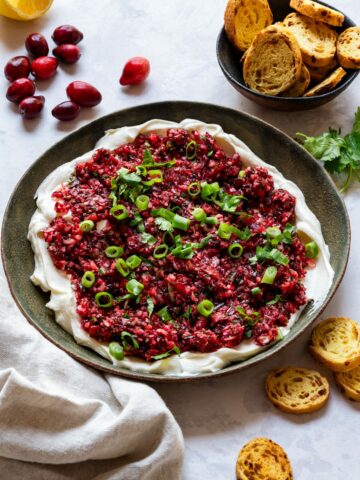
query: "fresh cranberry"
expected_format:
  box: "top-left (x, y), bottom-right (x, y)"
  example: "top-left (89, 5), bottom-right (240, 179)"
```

top-left (6, 78), bottom-right (36, 103)
top-left (52, 44), bottom-right (81, 64)
top-left (66, 81), bottom-right (101, 107)
top-left (25, 33), bottom-right (49, 58)
top-left (52, 101), bottom-right (80, 121)
top-left (19, 95), bottom-right (45, 119)
top-left (31, 56), bottom-right (58, 80)
top-left (52, 25), bottom-right (83, 45)
top-left (4, 56), bottom-right (31, 82)
top-left (119, 57), bottom-right (150, 86)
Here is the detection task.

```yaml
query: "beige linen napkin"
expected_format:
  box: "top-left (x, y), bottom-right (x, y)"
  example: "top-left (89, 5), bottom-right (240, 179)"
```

top-left (0, 273), bottom-right (184, 479)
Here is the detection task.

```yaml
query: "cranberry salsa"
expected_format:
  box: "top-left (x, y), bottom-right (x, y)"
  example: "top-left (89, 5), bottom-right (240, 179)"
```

top-left (43, 128), bottom-right (319, 362)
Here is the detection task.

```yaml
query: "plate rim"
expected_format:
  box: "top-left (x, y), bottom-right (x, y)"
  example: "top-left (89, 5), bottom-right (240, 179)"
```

top-left (1, 100), bottom-right (351, 383)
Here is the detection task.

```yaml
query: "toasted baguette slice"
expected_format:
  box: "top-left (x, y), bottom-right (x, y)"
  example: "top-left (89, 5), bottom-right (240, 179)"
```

top-left (224, 0), bottom-right (273, 51)
top-left (337, 27), bottom-right (360, 69)
top-left (307, 56), bottom-right (338, 82)
top-left (309, 317), bottom-right (360, 371)
top-left (283, 13), bottom-right (337, 67)
top-left (236, 437), bottom-right (293, 480)
top-left (335, 365), bottom-right (360, 402)
top-left (290, 0), bottom-right (344, 27)
top-left (304, 67), bottom-right (346, 96)
top-left (265, 366), bottom-right (329, 414)
top-left (280, 63), bottom-right (310, 96)
top-left (243, 25), bottom-right (302, 95)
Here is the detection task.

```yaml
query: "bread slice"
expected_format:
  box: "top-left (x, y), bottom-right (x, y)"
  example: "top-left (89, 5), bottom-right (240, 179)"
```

top-left (265, 366), bottom-right (329, 414)
top-left (236, 437), bottom-right (293, 480)
top-left (307, 56), bottom-right (338, 82)
top-left (243, 25), bottom-right (302, 95)
top-left (283, 13), bottom-right (337, 67)
top-left (290, 0), bottom-right (344, 27)
top-left (309, 317), bottom-right (360, 371)
top-left (224, 0), bottom-right (273, 51)
top-left (280, 62), bottom-right (310, 96)
top-left (303, 66), bottom-right (346, 96)
top-left (337, 27), bottom-right (360, 69)
top-left (335, 365), bottom-right (360, 402)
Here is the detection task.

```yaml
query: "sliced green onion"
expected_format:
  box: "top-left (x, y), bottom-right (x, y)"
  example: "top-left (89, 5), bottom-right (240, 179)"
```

top-left (201, 181), bottom-right (220, 199)
top-left (95, 291), bottom-right (113, 308)
top-left (251, 287), bottom-right (261, 296)
top-left (187, 182), bottom-right (201, 197)
top-left (173, 213), bottom-right (190, 231)
top-left (238, 170), bottom-right (246, 178)
top-left (162, 231), bottom-right (175, 247)
top-left (185, 140), bottom-right (197, 160)
top-left (267, 294), bottom-right (281, 305)
top-left (116, 258), bottom-right (130, 277)
top-left (79, 220), bottom-right (94, 232)
top-left (197, 299), bottom-right (214, 317)
top-left (81, 271), bottom-right (95, 288)
top-left (217, 223), bottom-right (232, 240)
top-left (153, 244), bottom-right (169, 259)
top-left (110, 204), bottom-right (129, 220)
top-left (135, 195), bottom-right (150, 211)
top-left (157, 306), bottom-right (172, 322)
top-left (261, 266), bottom-right (278, 285)
top-left (126, 279), bottom-right (144, 296)
top-left (143, 169), bottom-right (163, 186)
top-left (109, 342), bottom-right (124, 360)
top-left (228, 243), bottom-right (243, 258)
top-left (276, 329), bottom-right (284, 341)
top-left (121, 331), bottom-right (139, 350)
top-left (105, 246), bottom-right (124, 258)
top-left (204, 216), bottom-right (219, 225)
top-left (305, 241), bottom-right (319, 259)
top-left (126, 255), bottom-right (142, 270)
top-left (269, 249), bottom-right (289, 266)
top-left (266, 226), bottom-right (282, 238)
top-left (192, 207), bottom-right (207, 222)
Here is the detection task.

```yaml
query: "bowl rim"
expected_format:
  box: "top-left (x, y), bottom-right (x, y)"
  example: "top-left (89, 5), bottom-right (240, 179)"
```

top-left (216, 0), bottom-right (359, 102)
top-left (1, 100), bottom-right (351, 383)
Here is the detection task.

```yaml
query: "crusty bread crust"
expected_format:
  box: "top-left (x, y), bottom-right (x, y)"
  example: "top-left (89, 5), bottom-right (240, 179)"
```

top-left (280, 62), bottom-right (310, 96)
top-left (290, 0), bottom-right (344, 27)
top-left (335, 365), bottom-right (360, 402)
top-left (309, 317), bottom-right (360, 371)
top-left (236, 437), bottom-right (293, 480)
top-left (337, 27), bottom-right (360, 69)
top-left (243, 24), bottom-right (302, 96)
top-left (224, 0), bottom-right (273, 51)
top-left (265, 366), bottom-right (329, 414)
top-left (304, 66), bottom-right (346, 96)
top-left (283, 13), bottom-right (337, 67)
top-left (307, 56), bottom-right (338, 82)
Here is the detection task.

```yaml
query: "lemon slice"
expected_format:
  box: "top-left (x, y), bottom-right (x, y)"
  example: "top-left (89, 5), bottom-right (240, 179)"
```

top-left (0, 0), bottom-right (53, 21)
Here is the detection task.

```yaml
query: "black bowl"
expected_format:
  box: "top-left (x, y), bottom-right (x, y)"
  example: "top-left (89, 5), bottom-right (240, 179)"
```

top-left (216, 0), bottom-right (359, 111)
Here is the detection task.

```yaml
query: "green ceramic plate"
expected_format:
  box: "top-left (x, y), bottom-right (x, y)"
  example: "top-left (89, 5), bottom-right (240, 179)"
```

top-left (1, 101), bottom-right (350, 382)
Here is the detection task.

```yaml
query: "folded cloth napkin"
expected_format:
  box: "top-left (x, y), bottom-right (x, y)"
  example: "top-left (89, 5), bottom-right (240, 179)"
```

top-left (0, 272), bottom-right (184, 480)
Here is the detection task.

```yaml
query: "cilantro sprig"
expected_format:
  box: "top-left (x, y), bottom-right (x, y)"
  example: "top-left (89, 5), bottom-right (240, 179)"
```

top-left (297, 107), bottom-right (360, 193)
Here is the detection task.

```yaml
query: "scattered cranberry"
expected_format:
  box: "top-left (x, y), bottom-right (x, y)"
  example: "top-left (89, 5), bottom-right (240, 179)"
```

top-left (52, 25), bottom-right (83, 45)
top-left (52, 100), bottom-right (80, 121)
top-left (25, 33), bottom-right (49, 58)
top-left (53, 44), bottom-right (81, 64)
top-left (6, 78), bottom-right (36, 103)
top-left (19, 95), bottom-right (45, 119)
top-left (31, 56), bottom-right (58, 80)
top-left (4, 56), bottom-right (31, 82)
top-left (119, 57), bottom-right (150, 86)
top-left (66, 81), bottom-right (101, 107)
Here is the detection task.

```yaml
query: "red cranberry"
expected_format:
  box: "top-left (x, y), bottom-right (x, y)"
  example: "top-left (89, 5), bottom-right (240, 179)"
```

top-left (52, 44), bottom-right (81, 64)
top-left (66, 81), bottom-right (101, 107)
top-left (4, 56), bottom-right (31, 82)
top-left (25, 33), bottom-right (49, 58)
top-left (31, 56), bottom-right (58, 80)
top-left (52, 25), bottom-right (83, 45)
top-left (6, 78), bottom-right (36, 103)
top-left (19, 95), bottom-right (45, 119)
top-left (52, 101), bottom-right (80, 121)
top-left (119, 57), bottom-right (150, 86)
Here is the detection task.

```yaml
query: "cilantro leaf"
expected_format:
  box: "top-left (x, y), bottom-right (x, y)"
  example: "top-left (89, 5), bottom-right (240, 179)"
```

top-left (352, 107), bottom-right (360, 134)
top-left (146, 297), bottom-right (154, 317)
top-left (140, 232), bottom-right (157, 245)
top-left (155, 217), bottom-right (174, 232)
top-left (151, 345), bottom-right (181, 360)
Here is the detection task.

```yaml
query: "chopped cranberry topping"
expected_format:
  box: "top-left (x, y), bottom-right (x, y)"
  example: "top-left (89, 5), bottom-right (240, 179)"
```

top-left (43, 129), bottom-right (309, 361)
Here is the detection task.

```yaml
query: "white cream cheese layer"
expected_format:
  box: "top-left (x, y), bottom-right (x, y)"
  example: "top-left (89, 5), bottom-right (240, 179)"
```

top-left (28, 119), bottom-right (334, 376)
